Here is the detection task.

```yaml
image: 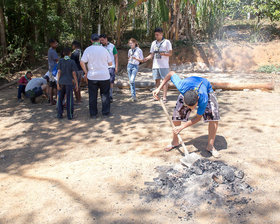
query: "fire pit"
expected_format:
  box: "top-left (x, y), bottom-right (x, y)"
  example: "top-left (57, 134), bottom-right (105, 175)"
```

top-left (141, 159), bottom-right (254, 221)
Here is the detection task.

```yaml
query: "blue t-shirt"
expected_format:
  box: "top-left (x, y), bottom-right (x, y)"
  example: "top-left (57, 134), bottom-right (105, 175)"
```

top-left (171, 74), bottom-right (213, 115)
top-left (48, 48), bottom-right (59, 72)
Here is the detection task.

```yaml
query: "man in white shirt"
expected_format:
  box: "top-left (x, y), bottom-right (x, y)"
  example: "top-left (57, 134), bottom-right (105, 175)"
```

top-left (80, 34), bottom-right (113, 119)
top-left (144, 27), bottom-right (172, 103)
top-left (99, 34), bottom-right (119, 103)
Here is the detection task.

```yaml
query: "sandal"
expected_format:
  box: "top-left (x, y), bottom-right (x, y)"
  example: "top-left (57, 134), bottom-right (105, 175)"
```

top-left (164, 144), bottom-right (180, 152)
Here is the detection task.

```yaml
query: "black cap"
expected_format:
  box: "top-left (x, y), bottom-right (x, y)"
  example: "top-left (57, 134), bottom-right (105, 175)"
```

top-left (91, 33), bottom-right (100, 41)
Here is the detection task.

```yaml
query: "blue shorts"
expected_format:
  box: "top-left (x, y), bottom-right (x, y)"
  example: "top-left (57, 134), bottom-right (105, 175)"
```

top-left (152, 68), bottom-right (169, 80)
top-left (26, 87), bottom-right (43, 98)
top-left (109, 68), bottom-right (115, 84)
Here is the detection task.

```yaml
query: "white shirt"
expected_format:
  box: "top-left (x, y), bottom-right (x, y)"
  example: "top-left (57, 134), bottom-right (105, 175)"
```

top-left (150, 39), bottom-right (172, 69)
top-left (128, 47), bottom-right (144, 65)
top-left (26, 78), bottom-right (47, 92)
top-left (103, 42), bottom-right (117, 68)
top-left (81, 44), bottom-right (112, 81)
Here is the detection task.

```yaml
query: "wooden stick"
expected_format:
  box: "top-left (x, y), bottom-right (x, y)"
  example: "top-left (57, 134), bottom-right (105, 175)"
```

top-left (116, 80), bottom-right (274, 91)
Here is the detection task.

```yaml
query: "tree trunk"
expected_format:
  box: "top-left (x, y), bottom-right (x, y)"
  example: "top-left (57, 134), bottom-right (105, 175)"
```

top-left (42, 0), bottom-right (48, 43)
top-left (116, 2), bottom-right (125, 47)
top-left (174, 0), bottom-right (180, 41)
top-left (0, 4), bottom-right (7, 55)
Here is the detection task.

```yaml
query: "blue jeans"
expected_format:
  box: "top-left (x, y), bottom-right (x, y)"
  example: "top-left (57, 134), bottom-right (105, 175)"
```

top-left (127, 63), bottom-right (139, 98)
top-left (57, 85), bottom-right (74, 119)
top-left (18, 85), bottom-right (26, 99)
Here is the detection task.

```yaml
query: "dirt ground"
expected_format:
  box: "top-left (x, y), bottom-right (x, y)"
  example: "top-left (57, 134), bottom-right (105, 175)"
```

top-left (0, 72), bottom-right (279, 224)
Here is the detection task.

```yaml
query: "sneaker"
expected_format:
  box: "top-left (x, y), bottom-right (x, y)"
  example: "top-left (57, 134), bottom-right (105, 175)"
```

top-left (208, 149), bottom-right (221, 158)
top-left (131, 97), bottom-right (137, 102)
top-left (103, 113), bottom-right (113, 118)
top-left (57, 115), bottom-right (63, 119)
top-left (90, 115), bottom-right (97, 119)
top-left (17, 99), bottom-right (24, 103)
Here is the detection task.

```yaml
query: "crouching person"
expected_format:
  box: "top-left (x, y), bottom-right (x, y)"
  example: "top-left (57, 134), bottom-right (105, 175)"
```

top-left (57, 47), bottom-right (78, 120)
top-left (153, 71), bottom-right (220, 158)
top-left (25, 77), bottom-right (48, 104)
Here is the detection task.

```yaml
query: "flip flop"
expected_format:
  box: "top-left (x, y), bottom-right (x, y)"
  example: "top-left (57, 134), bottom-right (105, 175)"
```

top-left (164, 144), bottom-right (180, 152)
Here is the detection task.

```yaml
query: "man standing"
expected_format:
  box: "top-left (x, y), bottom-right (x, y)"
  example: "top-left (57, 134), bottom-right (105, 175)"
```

top-left (144, 27), bottom-right (172, 103)
top-left (48, 39), bottom-right (59, 105)
top-left (80, 34), bottom-right (112, 119)
top-left (99, 34), bottom-right (118, 103)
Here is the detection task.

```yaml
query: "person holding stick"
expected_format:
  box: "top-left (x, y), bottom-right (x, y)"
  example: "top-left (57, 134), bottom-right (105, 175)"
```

top-left (153, 71), bottom-right (221, 158)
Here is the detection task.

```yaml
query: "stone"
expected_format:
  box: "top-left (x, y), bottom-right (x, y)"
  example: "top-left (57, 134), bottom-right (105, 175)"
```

top-left (221, 166), bottom-right (236, 182)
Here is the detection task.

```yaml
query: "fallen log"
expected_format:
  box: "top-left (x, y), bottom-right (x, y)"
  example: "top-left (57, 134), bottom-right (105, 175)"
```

top-left (116, 80), bottom-right (274, 91)
top-left (0, 65), bottom-right (46, 91)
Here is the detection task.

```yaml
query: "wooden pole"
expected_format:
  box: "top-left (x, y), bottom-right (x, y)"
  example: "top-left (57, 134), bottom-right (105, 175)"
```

top-left (116, 80), bottom-right (274, 91)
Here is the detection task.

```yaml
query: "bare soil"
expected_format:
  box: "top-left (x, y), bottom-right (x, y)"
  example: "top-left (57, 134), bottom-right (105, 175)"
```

top-left (0, 71), bottom-right (280, 223)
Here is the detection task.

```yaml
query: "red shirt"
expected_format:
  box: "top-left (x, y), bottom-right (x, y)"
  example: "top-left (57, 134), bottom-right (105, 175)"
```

top-left (18, 76), bottom-right (31, 85)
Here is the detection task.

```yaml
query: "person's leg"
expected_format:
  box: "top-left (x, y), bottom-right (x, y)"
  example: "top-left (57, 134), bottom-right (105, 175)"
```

top-left (100, 79), bottom-right (111, 115)
top-left (207, 121), bottom-right (218, 151)
top-left (109, 68), bottom-right (115, 100)
top-left (130, 65), bottom-right (138, 99)
top-left (66, 85), bottom-right (74, 119)
top-left (88, 80), bottom-right (98, 117)
top-left (159, 68), bottom-right (169, 101)
top-left (127, 64), bottom-right (133, 97)
top-left (57, 85), bottom-right (66, 118)
top-left (17, 85), bottom-right (25, 100)
top-left (152, 69), bottom-right (161, 89)
top-left (165, 94), bottom-right (191, 151)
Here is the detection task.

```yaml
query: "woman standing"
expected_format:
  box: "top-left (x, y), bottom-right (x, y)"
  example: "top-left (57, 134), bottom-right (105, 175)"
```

top-left (127, 38), bottom-right (144, 102)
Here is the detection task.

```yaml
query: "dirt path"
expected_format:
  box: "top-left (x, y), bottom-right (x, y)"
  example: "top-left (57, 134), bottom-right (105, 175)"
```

top-left (0, 74), bottom-right (280, 224)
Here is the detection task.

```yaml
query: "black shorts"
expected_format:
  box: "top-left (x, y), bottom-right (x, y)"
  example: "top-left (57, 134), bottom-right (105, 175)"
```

top-left (49, 80), bottom-right (57, 88)
top-left (172, 92), bottom-right (220, 122)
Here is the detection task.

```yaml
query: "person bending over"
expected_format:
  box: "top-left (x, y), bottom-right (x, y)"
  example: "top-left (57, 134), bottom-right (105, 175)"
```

top-left (153, 71), bottom-right (220, 158)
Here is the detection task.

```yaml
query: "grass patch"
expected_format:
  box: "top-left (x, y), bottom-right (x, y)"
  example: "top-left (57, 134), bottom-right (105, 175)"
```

top-left (256, 64), bottom-right (280, 73)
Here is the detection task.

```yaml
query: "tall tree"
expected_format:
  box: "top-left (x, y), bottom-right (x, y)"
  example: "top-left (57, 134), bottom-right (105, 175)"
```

top-left (0, 1), bottom-right (7, 55)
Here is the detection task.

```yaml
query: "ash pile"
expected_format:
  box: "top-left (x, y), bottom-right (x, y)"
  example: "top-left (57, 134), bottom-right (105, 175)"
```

top-left (141, 159), bottom-right (254, 221)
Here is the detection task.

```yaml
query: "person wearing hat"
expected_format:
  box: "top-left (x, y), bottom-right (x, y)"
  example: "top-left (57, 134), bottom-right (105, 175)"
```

top-left (153, 71), bottom-right (221, 158)
top-left (80, 34), bottom-right (113, 119)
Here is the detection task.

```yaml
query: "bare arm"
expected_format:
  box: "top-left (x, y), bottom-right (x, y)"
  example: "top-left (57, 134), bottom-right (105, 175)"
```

top-left (174, 114), bottom-right (202, 134)
top-left (80, 61), bottom-right (88, 84)
top-left (57, 70), bottom-right (61, 90)
top-left (114, 54), bottom-right (118, 73)
top-left (72, 71), bottom-right (78, 91)
top-left (152, 71), bottom-right (175, 100)
top-left (132, 57), bottom-right (144, 63)
top-left (160, 50), bottom-right (173, 57)
top-left (144, 53), bottom-right (154, 62)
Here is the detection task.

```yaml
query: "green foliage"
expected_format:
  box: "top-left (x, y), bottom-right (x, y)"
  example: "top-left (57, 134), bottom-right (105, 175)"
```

top-left (245, 0), bottom-right (280, 22)
top-left (257, 64), bottom-right (280, 73)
